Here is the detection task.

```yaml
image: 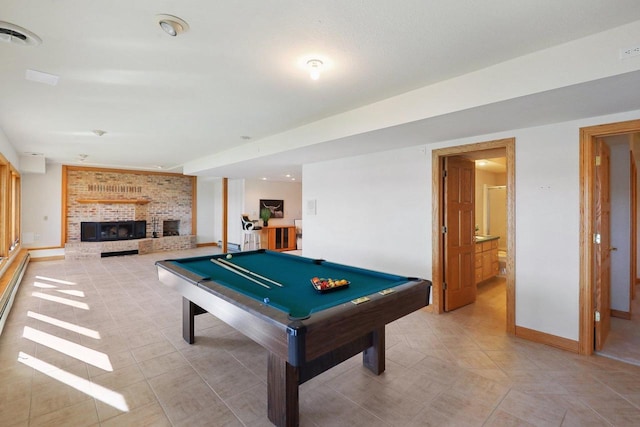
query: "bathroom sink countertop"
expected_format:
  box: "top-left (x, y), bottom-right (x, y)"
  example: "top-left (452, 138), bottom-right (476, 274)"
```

top-left (474, 235), bottom-right (499, 243)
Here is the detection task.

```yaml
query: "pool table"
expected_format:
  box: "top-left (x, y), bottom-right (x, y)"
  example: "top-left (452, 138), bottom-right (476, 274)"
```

top-left (156, 249), bottom-right (431, 427)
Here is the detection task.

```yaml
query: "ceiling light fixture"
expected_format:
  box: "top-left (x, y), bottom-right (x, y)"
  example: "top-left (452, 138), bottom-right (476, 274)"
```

top-left (92, 129), bottom-right (106, 137)
top-left (156, 14), bottom-right (189, 37)
top-left (0, 21), bottom-right (42, 46)
top-left (307, 59), bottom-right (323, 80)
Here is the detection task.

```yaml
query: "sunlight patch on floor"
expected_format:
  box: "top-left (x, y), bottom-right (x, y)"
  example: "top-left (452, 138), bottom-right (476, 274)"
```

top-left (33, 281), bottom-right (57, 289)
top-left (35, 275), bottom-right (77, 285)
top-left (31, 292), bottom-right (89, 310)
top-left (55, 289), bottom-right (86, 297)
top-left (27, 311), bottom-right (101, 339)
top-left (18, 352), bottom-right (129, 412)
top-left (22, 326), bottom-right (112, 371)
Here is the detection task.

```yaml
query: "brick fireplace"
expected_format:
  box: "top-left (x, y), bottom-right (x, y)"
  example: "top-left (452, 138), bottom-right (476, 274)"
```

top-left (63, 166), bottom-right (197, 258)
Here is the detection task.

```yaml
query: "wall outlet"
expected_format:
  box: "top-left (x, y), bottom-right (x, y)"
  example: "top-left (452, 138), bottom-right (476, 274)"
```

top-left (620, 45), bottom-right (640, 59)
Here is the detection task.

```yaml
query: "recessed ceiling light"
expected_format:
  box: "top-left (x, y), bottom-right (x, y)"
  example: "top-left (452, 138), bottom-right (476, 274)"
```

top-left (0, 21), bottom-right (42, 46)
top-left (476, 160), bottom-right (488, 166)
top-left (261, 177), bottom-right (267, 181)
top-left (156, 14), bottom-right (189, 37)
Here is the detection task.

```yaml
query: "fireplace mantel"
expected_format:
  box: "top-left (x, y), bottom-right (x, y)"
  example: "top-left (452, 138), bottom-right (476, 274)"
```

top-left (77, 199), bottom-right (150, 205)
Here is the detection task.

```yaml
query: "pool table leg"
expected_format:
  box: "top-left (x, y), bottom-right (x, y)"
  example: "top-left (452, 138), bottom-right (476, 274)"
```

top-left (182, 297), bottom-right (206, 344)
top-left (267, 353), bottom-right (299, 427)
top-left (362, 326), bottom-right (385, 375)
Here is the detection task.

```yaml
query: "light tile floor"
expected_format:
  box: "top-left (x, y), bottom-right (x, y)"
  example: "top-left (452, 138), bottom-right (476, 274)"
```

top-left (597, 284), bottom-right (640, 366)
top-left (2, 248), bottom-right (640, 426)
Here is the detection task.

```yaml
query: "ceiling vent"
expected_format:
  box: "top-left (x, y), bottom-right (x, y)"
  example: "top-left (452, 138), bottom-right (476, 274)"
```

top-left (0, 21), bottom-right (41, 46)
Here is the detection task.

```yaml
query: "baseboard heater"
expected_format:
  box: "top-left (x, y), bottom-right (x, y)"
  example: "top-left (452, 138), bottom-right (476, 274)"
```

top-left (101, 250), bottom-right (139, 258)
top-left (0, 251), bottom-right (30, 336)
top-left (217, 241), bottom-right (241, 252)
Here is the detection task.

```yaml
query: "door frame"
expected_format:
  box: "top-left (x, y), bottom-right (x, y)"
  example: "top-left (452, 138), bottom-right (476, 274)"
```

top-left (432, 137), bottom-right (516, 334)
top-left (579, 119), bottom-right (640, 355)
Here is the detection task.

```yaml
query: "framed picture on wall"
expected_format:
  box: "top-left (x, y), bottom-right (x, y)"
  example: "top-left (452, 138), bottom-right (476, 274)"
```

top-left (260, 199), bottom-right (284, 218)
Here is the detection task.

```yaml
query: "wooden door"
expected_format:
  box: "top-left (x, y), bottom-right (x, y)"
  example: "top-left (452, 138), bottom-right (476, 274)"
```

top-left (443, 156), bottom-right (476, 311)
top-left (594, 139), bottom-right (611, 350)
top-left (631, 156), bottom-right (637, 303)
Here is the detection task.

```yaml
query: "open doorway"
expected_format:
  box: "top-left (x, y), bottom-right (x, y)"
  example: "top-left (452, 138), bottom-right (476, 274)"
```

top-left (580, 119), bottom-right (640, 358)
top-left (432, 138), bottom-right (516, 334)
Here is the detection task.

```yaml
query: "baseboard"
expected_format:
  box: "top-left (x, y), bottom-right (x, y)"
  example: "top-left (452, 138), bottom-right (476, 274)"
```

top-left (196, 242), bottom-right (218, 248)
top-left (29, 255), bottom-right (65, 262)
top-left (611, 309), bottom-right (631, 320)
top-left (515, 325), bottom-right (579, 353)
top-left (28, 247), bottom-right (65, 260)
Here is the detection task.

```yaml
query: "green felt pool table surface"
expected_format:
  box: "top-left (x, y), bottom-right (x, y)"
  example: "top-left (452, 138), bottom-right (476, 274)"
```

top-left (166, 249), bottom-right (415, 319)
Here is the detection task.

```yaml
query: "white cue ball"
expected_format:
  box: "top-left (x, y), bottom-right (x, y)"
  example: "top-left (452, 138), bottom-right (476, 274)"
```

top-left (226, 254), bottom-right (232, 259)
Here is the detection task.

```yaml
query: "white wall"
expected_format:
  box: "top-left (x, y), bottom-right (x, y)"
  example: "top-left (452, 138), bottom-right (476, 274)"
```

top-left (227, 179), bottom-right (245, 247)
top-left (239, 179), bottom-right (302, 249)
top-left (21, 163), bottom-right (62, 247)
top-left (609, 142), bottom-right (631, 312)
top-left (196, 176), bottom-right (221, 245)
top-left (304, 146), bottom-right (430, 278)
top-left (304, 108), bottom-right (640, 342)
top-left (513, 122), bottom-right (580, 340)
top-left (244, 180), bottom-right (302, 226)
top-left (0, 127), bottom-right (18, 166)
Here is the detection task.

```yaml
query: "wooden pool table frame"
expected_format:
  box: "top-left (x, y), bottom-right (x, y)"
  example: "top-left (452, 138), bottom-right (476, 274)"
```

top-left (156, 258), bottom-right (431, 427)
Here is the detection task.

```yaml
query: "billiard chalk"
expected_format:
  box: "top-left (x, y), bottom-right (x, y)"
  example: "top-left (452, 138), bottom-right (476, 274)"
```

top-left (263, 297), bottom-right (270, 304)
top-left (226, 254), bottom-right (232, 259)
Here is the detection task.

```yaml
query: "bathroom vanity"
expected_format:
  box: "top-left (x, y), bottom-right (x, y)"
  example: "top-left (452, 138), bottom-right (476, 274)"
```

top-left (474, 235), bottom-right (500, 284)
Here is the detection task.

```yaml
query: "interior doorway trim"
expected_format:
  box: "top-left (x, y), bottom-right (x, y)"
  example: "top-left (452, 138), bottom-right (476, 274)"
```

top-left (579, 118), bottom-right (640, 355)
top-left (432, 137), bottom-right (516, 334)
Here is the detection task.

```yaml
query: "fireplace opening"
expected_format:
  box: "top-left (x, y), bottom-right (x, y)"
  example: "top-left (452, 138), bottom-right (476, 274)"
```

top-left (81, 221), bottom-right (146, 242)
top-left (163, 220), bottom-right (180, 236)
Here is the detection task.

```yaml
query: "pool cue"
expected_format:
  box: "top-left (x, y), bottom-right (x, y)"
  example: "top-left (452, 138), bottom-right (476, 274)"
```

top-left (210, 258), bottom-right (271, 289)
top-left (218, 258), bottom-right (284, 288)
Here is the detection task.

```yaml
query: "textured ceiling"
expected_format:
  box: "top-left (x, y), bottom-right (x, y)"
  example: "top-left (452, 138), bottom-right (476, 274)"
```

top-left (2, 1), bottom-right (640, 179)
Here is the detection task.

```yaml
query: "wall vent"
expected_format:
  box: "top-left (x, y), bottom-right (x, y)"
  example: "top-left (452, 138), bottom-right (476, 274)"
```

top-left (0, 21), bottom-right (41, 46)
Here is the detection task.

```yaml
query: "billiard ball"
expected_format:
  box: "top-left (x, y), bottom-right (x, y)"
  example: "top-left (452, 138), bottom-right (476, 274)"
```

top-left (226, 254), bottom-right (232, 259)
